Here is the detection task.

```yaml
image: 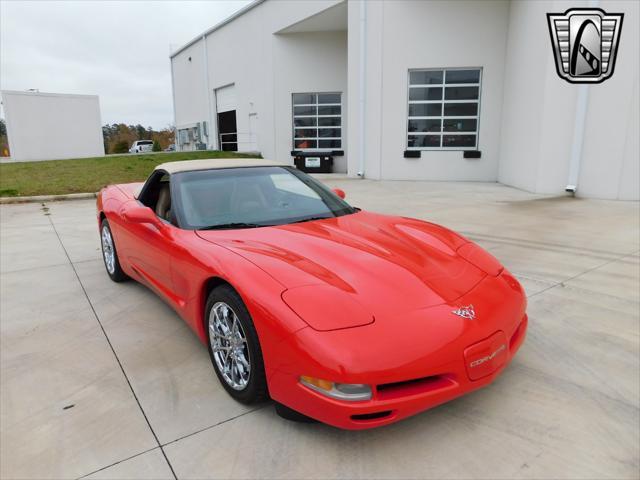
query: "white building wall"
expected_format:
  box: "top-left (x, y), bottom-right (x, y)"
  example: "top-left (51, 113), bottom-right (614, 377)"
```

top-left (172, 41), bottom-right (209, 150)
top-left (202, 5), bottom-right (273, 155)
top-left (172, 0), bottom-right (639, 200)
top-left (1, 91), bottom-right (104, 162)
top-left (578, 0), bottom-right (639, 200)
top-left (273, 31), bottom-right (348, 172)
top-left (499, 0), bottom-right (639, 200)
top-left (498, 0), bottom-right (562, 193)
top-left (347, 0), bottom-right (384, 179)
top-left (171, 0), bottom-right (347, 170)
top-left (348, 0), bottom-right (510, 181)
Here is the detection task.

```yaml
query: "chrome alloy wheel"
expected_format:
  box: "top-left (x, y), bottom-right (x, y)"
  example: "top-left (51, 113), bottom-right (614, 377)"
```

top-left (209, 302), bottom-right (251, 390)
top-left (101, 225), bottom-right (116, 274)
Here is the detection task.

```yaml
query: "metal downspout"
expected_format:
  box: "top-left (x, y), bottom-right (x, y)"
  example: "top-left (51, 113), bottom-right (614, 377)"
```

top-left (566, 84), bottom-right (589, 193)
top-left (565, 0), bottom-right (599, 194)
top-left (357, 0), bottom-right (367, 177)
top-left (202, 35), bottom-right (214, 150)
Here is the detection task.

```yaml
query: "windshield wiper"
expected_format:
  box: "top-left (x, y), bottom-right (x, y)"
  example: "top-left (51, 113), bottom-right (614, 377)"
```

top-left (289, 216), bottom-right (333, 224)
top-left (199, 222), bottom-right (266, 230)
top-left (201, 216), bottom-right (333, 230)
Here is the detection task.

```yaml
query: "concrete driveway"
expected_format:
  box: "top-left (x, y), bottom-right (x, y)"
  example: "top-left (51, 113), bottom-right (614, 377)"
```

top-left (1, 179), bottom-right (638, 479)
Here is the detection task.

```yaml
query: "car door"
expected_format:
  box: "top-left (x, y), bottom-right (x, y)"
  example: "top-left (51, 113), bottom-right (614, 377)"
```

top-left (122, 172), bottom-right (177, 300)
top-left (126, 215), bottom-right (176, 299)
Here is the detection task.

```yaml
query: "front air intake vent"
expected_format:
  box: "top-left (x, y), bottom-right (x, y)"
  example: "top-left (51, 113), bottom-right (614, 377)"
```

top-left (376, 375), bottom-right (456, 400)
top-left (351, 411), bottom-right (393, 421)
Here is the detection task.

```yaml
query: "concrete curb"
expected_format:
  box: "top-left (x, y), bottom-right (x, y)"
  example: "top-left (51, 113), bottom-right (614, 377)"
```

top-left (0, 192), bottom-right (97, 204)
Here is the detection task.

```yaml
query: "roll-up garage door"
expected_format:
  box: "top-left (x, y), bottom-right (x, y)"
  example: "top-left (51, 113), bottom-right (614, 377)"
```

top-left (215, 84), bottom-right (236, 113)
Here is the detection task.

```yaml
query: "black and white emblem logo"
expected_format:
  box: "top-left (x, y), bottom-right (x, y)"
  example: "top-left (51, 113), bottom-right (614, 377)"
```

top-left (547, 8), bottom-right (624, 84)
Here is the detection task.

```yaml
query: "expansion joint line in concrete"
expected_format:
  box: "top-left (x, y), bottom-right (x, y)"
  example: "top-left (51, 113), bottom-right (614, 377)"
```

top-left (46, 214), bottom-right (178, 480)
top-left (526, 248), bottom-right (640, 300)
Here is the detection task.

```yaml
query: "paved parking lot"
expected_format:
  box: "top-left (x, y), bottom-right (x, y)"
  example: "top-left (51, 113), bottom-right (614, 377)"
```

top-left (1, 178), bottom-right (638, 479)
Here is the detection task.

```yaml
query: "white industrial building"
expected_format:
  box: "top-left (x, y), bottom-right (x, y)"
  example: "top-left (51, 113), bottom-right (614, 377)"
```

top-left (170, 0), bottom-right (639, 200)
top-left (1, 90), bottom-right (104, 162)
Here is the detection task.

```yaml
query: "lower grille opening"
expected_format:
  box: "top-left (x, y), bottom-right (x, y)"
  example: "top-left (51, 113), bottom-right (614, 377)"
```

top-left (376, 374), bottom-right (455, 400)
top-left (351, 410), bottom-right (393, 421)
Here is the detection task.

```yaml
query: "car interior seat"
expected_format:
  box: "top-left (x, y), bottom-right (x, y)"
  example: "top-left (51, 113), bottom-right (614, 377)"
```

top-left (156, 184), bottom-right (171, 221)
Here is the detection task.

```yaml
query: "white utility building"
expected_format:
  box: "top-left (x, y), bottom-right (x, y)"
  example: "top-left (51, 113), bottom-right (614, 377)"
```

top-left (170, 0), bottom-right (639, 200)
top-left (1, 90), bottom-right (104, 162)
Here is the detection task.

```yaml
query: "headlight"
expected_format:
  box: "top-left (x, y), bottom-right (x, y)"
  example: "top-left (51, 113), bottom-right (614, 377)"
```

top-left (300, 376), bottom-right (372, 401)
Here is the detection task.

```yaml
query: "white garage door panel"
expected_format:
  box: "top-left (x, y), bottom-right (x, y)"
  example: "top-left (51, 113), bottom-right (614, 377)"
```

top-left (216, 84), bottom-right (236, 113)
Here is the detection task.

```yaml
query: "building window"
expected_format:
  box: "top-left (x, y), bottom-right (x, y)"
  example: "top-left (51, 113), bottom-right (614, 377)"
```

top-left (407, 68), bottom-right (482, 150)
top-left (292, 92), bottom-right (342, 150)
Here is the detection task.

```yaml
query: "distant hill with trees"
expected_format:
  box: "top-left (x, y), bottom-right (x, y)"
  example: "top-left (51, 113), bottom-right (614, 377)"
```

top-left (102, 124), bottom-right (174, 154)
top-left (0, 119), bottom-right (9, 156)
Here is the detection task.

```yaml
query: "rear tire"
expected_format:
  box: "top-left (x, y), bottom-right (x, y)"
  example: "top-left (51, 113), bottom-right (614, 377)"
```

top-left (100, 219), bottom-right (128, 282)
top-left (205, 285), bottom-right (268, 404)
top-left (274, 402), bottom-right (318, 423)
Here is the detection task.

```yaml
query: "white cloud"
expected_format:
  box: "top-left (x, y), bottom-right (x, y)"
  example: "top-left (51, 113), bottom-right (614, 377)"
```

top-left (0, 0), bottom-right (251, 128)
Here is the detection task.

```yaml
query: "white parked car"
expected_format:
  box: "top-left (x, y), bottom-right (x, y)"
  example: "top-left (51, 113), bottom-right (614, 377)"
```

top-left (129, 140), bottom-right (154, 153)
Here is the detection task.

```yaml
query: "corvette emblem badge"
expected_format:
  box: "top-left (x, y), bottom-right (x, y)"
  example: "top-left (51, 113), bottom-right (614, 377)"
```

top-left (452, 305), bottom-right (475, 320)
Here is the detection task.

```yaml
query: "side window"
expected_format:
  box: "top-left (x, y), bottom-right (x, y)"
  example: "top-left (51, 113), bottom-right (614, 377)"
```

top-left (155, 176), bottom-right (172, 222)
top-left (138, 172), bottom-right (173, 223)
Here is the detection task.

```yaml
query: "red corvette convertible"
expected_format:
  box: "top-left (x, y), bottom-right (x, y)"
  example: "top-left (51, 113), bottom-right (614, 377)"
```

top-left (97, 159), bottom-right (527, 429)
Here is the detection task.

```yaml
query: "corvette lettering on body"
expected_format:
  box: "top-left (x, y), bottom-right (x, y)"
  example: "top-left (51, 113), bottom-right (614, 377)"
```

top-left (469, 344), bottom-right (507, 368)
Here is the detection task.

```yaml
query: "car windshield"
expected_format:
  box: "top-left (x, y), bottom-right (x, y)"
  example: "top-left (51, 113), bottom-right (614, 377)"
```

top-left (172, 166), bottom-right (356, 230)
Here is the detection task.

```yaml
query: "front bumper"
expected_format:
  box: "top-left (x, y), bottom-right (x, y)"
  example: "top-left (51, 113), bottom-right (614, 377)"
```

top-left (272, 314), bottom-right (527, 429)
top-left (266, 270), bottom-right (528, 429)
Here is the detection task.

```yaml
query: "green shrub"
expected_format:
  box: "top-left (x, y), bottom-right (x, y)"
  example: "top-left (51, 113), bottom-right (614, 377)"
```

top-left (112, 141), bottom-right (129, 154)
top-left (152, 140), bottom-right (161, 152)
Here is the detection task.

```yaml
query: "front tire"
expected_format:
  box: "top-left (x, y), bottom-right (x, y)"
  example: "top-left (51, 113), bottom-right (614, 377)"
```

top-left (205, 285), bottom-right (268, 404)
top-left (100, 219), bottom-right (128, 282)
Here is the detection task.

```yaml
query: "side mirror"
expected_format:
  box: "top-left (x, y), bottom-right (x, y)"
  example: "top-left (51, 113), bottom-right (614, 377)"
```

top-left (123, 205), bottom-right (161, 227)
top-left (332, 188), bottom-right (346, 200)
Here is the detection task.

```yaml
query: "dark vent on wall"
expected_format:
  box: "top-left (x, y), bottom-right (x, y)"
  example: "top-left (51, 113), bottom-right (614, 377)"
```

top-left (404, 150), bottom-right (421, 158)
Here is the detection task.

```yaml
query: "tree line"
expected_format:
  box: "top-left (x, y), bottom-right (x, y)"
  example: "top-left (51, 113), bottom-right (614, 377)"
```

top-left (0, 119), bottom-right (8, 157)
top-left (102, 124), bottom-right (175, 154)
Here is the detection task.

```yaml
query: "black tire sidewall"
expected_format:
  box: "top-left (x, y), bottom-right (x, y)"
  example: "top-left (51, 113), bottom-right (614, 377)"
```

top-left (100, 219), bottom-right (128, 282)
top-left (205, 285), bottom-right (267, 404)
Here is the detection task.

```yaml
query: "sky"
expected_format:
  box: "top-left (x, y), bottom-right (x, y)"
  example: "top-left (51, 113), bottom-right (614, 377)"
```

top-left (0, 0), bottom-right (252, 129)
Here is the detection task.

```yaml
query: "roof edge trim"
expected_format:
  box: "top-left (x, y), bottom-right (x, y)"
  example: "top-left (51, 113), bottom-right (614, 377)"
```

top-left (0, 90), bottom-right (99, 100)
top-left (169, 0), bottom-right (265, 59)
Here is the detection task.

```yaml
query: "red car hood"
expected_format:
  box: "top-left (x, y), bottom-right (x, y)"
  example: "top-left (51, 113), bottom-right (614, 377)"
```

top-left (196, 211), bottom-right (486, 316)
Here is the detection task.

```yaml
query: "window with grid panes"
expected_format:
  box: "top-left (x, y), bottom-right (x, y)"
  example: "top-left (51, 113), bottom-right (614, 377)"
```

top-left (293, 93), bottom-right (342, 150)
top-left (407, 68), bottom-right (481, 150)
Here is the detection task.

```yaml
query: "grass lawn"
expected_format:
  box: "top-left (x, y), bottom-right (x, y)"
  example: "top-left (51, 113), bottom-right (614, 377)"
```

top-left (0, 151), bottom-right (261, 197)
